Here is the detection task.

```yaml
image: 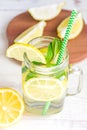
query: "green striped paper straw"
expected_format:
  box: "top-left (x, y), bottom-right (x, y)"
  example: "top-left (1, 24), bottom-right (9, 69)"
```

top-left (42, 10), bottom-right (77, 115)
top-left (42, 102), bottom-right (51, 115)
top-left (57, 10), bottom-right (77, 65)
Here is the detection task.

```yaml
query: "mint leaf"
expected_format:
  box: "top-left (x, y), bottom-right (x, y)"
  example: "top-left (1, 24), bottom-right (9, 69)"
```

top-left (51, 39), bottom-right (55, 51)
top-left (45, 38), bottom-right (62, 65)
top-left (32, 61), bottom-right (45, 65)
top-left (46, 63), bottom-right (56, 67)
top-left (22, 66), bottom-right (28, 73)
top-left (52, 38), bottom-right (62, 57)
top-left (46, 42), bottom-right (54, 64)
top-left (25, 71), bottom-right (36, 81)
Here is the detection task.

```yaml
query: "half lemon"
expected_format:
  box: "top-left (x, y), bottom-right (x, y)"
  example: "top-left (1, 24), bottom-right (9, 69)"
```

top-left (0, 88), bottom-right (24, 127)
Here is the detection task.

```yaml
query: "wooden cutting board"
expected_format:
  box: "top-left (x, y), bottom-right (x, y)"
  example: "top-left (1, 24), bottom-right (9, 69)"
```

top-left (6, 10), bottom-right (87, 64)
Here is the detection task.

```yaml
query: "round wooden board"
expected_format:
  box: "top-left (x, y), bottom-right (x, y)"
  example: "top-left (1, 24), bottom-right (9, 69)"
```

top-left (6, 10), bottom-right (87, 64)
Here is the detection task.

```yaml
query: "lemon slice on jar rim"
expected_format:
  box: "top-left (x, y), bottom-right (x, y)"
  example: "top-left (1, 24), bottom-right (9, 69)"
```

top-left (6, 43), bottom-right (46, 63)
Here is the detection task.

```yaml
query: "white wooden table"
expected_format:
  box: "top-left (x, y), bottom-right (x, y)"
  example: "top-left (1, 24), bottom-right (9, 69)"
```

top-left (0, 0), bottom-right (87, 130)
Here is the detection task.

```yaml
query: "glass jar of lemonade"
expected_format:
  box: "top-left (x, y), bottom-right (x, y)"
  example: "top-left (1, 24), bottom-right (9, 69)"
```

top-left (22, 36), bottom-right (69, 115)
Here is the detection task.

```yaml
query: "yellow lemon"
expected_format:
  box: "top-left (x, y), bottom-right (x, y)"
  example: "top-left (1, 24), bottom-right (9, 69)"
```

top-left (0, 88), bottom-right (24, 127)
top-left (6, 43), bottom-right (46, 63)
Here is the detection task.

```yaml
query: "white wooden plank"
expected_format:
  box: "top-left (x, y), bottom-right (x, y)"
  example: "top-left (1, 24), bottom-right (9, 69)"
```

top-left (0, 11), bottom-right (23, 53)
top-left (0, 0), bottom-right (75, 10)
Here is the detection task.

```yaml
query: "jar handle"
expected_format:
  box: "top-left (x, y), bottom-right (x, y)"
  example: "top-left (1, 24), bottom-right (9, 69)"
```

top-left (67, 65), bottom-right (83, 95)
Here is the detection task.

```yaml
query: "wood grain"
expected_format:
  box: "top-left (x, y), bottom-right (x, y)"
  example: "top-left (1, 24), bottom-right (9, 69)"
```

top-left (6, 10), bottom-right (87, 64)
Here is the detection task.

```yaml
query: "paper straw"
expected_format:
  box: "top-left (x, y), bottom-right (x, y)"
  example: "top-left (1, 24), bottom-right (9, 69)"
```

top-left (42, 102), bottom-right (51, 115)
top-left (57, 10), bottom-right (77, 64)
top-left (42, 10), bottom-right (77, 115)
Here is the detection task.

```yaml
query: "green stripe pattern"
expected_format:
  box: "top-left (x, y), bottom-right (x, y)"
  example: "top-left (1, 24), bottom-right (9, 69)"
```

top-left (57, 10), bottom-right (77, 65)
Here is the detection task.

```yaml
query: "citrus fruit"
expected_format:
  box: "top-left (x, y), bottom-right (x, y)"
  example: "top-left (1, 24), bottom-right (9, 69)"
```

top-left (6, 43), bottom-right (46, 63)
top-left (24, 78), bottom-right (65, 102)
top-left (0, 88), bottom-right (24, 127)
top-left (28, 2), bottom-right (65, 21)
top-left (57, 13), bottom-right (83, 39)
top-left (39, 47), bottom-right (47, 56)
top-left (14, 21), bottom-right (46, 44)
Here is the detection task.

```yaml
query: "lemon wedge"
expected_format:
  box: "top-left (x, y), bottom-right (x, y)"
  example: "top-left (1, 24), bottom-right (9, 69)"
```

top-left (28, 2), bottom-right (65, 21)
top-left (14, 21), bottom-right (46, 44)
top-left (24, 78), bottom-right (65, 102)
top-left (0, 88), bottom-right (24, 127)
top-left (6, 43), bottom-right (46, 63)
top-left (57, 13), bottom-right (83, 39)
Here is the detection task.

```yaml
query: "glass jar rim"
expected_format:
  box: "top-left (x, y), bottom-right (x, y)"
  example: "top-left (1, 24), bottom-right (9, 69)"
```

top-left (29, 36), bottom-right (54, 45)
top-left (24, 36), bottom-right (69, 74)
top-left (30, 56), bottom-right (69, 74)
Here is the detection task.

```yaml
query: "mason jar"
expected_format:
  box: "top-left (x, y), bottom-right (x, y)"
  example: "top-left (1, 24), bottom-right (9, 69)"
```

top-left (22, 36), bottom-right (69, 115)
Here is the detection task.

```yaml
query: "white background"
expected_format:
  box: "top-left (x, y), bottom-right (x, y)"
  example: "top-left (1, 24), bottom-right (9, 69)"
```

top-left (0, 0), bottom-right (87, 130)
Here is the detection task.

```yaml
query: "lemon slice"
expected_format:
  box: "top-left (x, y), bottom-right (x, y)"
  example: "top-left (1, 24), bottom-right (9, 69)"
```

top-left (0, 88), bottom-right (24, 127)
top-left (57, 13), bottom-right (84, 39)
top-left (6, 43), bottom-right (46, 63)
top-left (14, 21), bottom-right (46, 44)
top-left (28, 2), bottom-right (65, 21)
top-left (39, 47), bottom-right (47, 56)
top-left (24, 78), bottom-right (65, 102)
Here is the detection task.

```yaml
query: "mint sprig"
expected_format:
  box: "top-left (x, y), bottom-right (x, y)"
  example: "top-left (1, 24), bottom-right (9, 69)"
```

top-left (46, 38), bottom-right (62, 65)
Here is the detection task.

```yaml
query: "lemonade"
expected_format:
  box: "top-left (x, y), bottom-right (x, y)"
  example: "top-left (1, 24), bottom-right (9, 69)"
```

top-left (22, 37), bottom-right (69, 115)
